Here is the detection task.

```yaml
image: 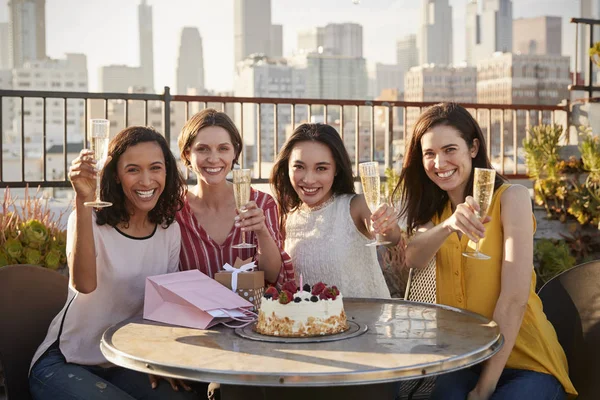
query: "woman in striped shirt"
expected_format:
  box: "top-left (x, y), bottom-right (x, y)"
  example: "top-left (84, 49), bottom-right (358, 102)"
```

top-left (176, 108), bottom-right (294, 287)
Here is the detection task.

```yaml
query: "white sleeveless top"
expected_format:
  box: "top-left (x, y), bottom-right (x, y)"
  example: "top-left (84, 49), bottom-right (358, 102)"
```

top-left (285, 194), bottom-right (391, 299)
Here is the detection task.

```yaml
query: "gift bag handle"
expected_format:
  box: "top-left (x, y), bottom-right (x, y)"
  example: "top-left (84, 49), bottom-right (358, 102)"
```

top-left (219, 307), bottom-right (258, 329)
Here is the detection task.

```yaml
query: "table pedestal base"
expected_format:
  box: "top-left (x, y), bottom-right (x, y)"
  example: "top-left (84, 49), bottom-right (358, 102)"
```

top-left (220, 382), bottom-right (401, 400)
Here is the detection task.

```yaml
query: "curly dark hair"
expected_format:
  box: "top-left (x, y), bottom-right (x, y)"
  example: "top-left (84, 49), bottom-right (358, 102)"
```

top-left (270, 123), bottom-right (355, 236)
top-left (95, 126), bottom-right (186, 228)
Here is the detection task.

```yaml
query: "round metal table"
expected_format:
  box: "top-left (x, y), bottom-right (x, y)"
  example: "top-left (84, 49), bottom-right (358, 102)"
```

top-left (101, 298), bottom-right (502, 391)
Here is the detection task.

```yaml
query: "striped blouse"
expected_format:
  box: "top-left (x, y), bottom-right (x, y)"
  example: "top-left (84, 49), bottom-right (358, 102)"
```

top-left (177, 188), bottom-right (295, 287)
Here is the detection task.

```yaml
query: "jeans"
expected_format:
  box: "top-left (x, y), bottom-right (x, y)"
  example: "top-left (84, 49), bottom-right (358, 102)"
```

top-left (430, 366), bottom-right (566, 400)
top-left (29, 343), bottom-right (203, 400)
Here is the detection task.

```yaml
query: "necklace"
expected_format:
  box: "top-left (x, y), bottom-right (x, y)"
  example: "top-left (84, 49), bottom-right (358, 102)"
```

top-left (300, 194), bottom-right (336, 212)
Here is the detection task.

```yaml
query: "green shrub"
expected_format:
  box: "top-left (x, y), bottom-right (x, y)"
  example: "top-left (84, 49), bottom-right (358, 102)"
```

top-left (534, 239), bottom-right (576, 283)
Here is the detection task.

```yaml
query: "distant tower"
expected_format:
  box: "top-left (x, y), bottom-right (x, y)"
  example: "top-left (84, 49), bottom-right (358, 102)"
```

top-left (234, 0), bottom-right (272, 64)
top-left (9, 0), bottom-right (46, 67)
top-left (0, 23), bottom-right (11, 69)
top-left (176, 27), bottom-right (205, 95)
top-left (397, 34), bottom-right (419, 72)
top-left (270, 24), bottom-right (283, 58)
top-left (323, 23), bottom-right (363, 57)
top-left (419, 0), bottom-right (453, 65)
top-left (138, 0), bottom-right (154, 92)
top-left (466, 0), bottom-right (512, 66)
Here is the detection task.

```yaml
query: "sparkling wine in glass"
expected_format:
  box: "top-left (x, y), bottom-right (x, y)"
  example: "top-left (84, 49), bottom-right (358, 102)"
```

top-left (84, 119), bottom-right (112, 208)
top-left (232, 169), bottom-right (256, 249)
top-left (359, 161), bottom-right (391, 246)
top-left (462, 167), bottom-right (496, 260)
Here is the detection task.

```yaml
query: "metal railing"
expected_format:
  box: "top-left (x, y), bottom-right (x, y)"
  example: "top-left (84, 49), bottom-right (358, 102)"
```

top-left (0, 87), bottom-right (569, 188)
top-left (570, 17), bottom-right (600, 98)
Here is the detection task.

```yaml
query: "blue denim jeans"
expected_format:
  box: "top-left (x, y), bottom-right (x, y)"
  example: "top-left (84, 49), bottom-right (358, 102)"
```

top-left (29, 343), bottom-right (203, 400)
top-left (430, 366), bottom-right (566, 400)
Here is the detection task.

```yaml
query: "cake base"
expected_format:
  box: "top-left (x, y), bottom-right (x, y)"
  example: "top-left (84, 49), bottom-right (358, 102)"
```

top-left (255, 310), bottom-right (349, 338)
top-left (235, 320), bottom-right (367, 343)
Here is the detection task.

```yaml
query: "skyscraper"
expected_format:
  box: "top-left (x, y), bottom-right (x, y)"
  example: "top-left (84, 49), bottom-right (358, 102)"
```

top-left (9, 0), bottom-right (46, 67)
top-left (513, 16), bottom-right (561, 56)
top-left (419, 0), bottom-right (452, 65)
top-left (270, 24), bottom-right (283, 58)
top-left (396, 34), bottom-right (419, 73)
top-left (466, 0), bottom-right (512, 66)
top-left (0, 22), bottom-right (11, 69)
top-left (138, 0), bottom-right (154, 92)
top-left (323, 23), bottom-right (363, 58)
top-left (234, 55), bottom-right (307, 166)
top-left (297, 27), bottom-right (324, 54)
top-left (176, 27), bottom-right (205, 95)
top-left (465, 0), bottom-right (479, 65)
top-left (234, 0), bottom-right (272, 64)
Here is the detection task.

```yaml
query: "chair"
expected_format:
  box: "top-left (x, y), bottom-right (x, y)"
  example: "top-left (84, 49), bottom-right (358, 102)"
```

top-left (537, 260), bottom-right (600, 400)
top-left (397, 257), bottom-right (437, 400)
top-left (0, 265), bottom-right (68, 400)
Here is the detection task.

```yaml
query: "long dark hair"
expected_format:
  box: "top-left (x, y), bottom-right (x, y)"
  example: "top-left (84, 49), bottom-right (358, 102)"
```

top-left (96, 126), bottom-right (186, 228)
top-left (394, 102), bottom-right (506, 234)
top-left (270, 123), bottom-right (355, 235)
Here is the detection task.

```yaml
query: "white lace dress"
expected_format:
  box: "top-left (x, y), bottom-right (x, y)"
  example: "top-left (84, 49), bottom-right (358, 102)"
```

top-left (285, 194), bottom-right (391, 299)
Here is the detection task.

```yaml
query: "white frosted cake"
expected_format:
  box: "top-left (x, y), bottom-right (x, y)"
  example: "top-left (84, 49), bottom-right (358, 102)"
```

top-left (255, 281), bottom-right (349, 337)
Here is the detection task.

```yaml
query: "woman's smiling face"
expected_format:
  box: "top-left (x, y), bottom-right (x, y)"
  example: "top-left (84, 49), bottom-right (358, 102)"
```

top-left (420, 124), bottom-right (478, 199)
top-left (288, 141), bottom-right (337, 208)
top-left (116, 141), bottom-right (166, 215)
top-left (186, 126), bottom-right (236, 186)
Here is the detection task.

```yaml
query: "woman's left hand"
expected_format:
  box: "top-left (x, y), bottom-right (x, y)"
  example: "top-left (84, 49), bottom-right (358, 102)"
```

top-left (235, 201), bottom-right (268, 236)
top-left (467, 384), bottom-right (495, 400)
top-left (370, 203), bottom-right (399, 235)
top-left (148, 374), bottom-right (192, 392)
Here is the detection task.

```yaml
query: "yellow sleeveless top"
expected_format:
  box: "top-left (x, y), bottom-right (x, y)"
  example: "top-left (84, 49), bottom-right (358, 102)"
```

top-left (432, 184), bottom-right (576, 397)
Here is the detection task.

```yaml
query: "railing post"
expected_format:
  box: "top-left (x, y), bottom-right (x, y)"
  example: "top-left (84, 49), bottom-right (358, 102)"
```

top-left (385, 103), bottom-right (393, 170)
top-left (0, 95), bottom-right (2, 182)
top-left (163, 86), bottom-right (172, 145)
top-left (566, 99), bottom-right (572, 145)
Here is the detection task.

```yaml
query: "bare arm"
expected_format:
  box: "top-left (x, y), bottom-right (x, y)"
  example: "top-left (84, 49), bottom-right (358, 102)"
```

top-left (470, 185), bottom-right (533, 399)
top-left (67, 149), bottom-right (100, 294)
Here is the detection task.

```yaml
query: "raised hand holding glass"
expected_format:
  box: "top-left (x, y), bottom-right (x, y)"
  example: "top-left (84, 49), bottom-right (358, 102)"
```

top-left (84, 119), bottom-right (112, 208)
top-left (232, 169), bottom-right (256, 249)
top-left (462, 167), bottom-right (496, 260)
top-left (359, 161), bottom-right (391, 246)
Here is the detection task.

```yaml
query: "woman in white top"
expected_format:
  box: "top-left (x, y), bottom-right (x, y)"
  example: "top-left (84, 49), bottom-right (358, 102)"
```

top-left (29, 127), bottom-right (198, 400)
top-left (270, 123), bottom-right (404, 298)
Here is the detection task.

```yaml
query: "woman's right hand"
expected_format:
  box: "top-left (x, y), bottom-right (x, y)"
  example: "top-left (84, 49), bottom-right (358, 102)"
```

top-left (68, 149), bottom-right (98, 201)
top-left (441, 196), bottom-right (491, 243)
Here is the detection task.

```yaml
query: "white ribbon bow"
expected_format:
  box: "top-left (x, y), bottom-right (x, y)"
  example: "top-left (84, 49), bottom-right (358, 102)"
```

top-left (222, 261), bottom-right (257, 292)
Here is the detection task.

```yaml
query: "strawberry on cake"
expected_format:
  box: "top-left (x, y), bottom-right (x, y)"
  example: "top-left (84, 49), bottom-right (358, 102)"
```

top-left (255, 281), bottom-right (349, 337)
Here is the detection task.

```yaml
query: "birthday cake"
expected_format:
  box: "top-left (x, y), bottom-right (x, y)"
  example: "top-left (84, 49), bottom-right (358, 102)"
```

top-left (255, 281), bottom-right (349, 337)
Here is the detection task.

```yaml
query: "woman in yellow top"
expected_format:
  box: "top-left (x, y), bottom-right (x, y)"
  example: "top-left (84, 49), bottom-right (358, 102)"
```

top-left (394, 103), bottom-right (576, 400)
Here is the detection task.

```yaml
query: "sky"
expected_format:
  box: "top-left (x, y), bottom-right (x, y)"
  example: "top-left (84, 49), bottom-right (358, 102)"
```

top-left (0, 0), bottom-right (579, 93)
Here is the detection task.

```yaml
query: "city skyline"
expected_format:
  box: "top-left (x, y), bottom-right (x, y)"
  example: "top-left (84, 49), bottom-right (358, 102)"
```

top-left (0, 0), bottom-right (579, 93)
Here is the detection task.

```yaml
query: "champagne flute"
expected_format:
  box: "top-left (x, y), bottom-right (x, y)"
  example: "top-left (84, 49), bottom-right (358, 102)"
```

top-left (84, 119), bottom-right (112, 208)
top-left (462, 167), bottom-right (496, 260)
top-left (232, 169), bottom-right (256, 249)
top-left (359, 161), bottom-right (391, 247)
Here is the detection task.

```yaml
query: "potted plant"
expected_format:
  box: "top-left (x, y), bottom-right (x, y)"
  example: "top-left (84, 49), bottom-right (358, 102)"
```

top-left (0, 187), bottom-right (68, 271)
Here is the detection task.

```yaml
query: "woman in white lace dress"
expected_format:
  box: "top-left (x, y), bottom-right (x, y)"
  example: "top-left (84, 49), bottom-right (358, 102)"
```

top-left (270, 123), bottom-right (404, 298)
